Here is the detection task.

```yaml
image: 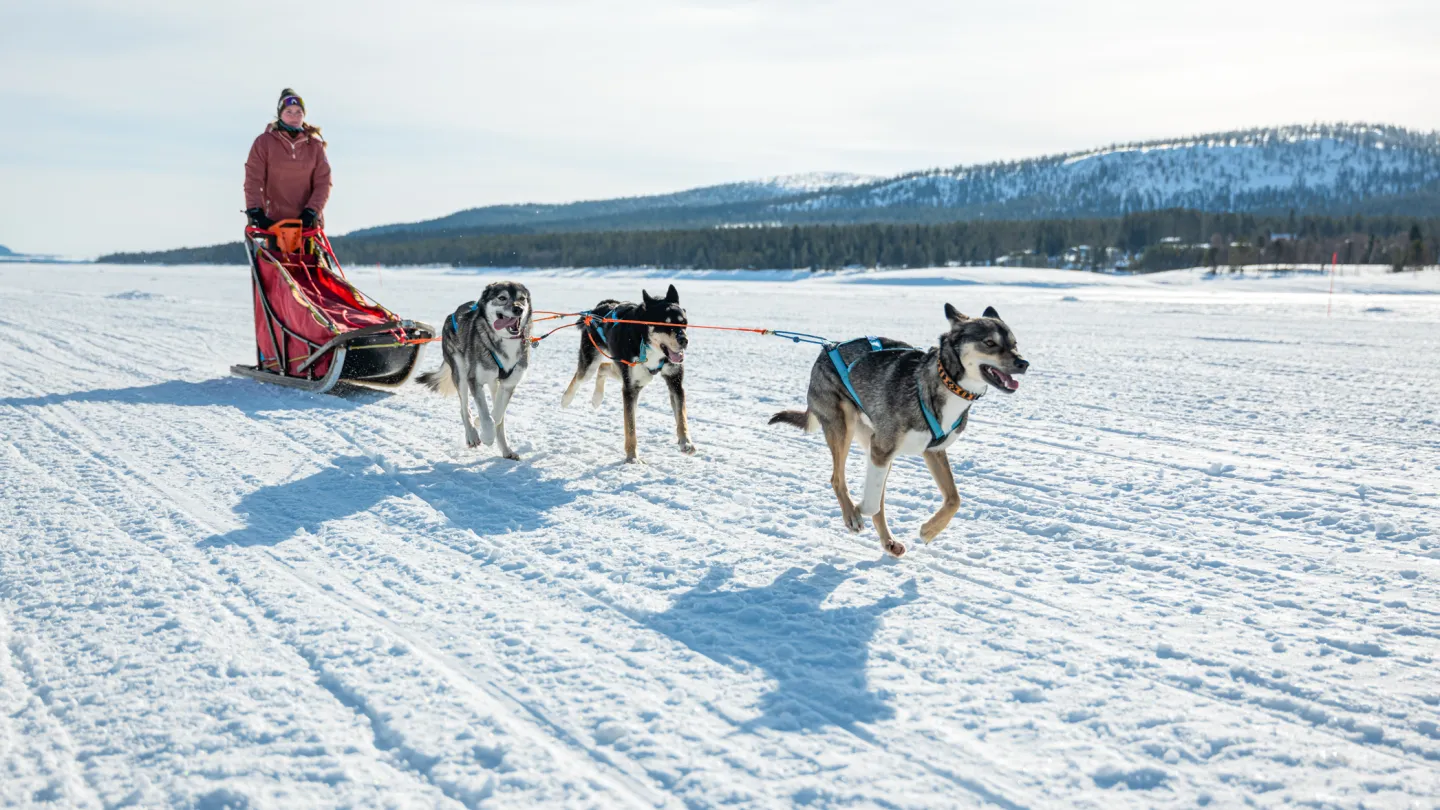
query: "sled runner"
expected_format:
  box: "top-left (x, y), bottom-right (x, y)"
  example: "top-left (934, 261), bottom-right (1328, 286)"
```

top-left (231, 220), bottom-right (433, 394)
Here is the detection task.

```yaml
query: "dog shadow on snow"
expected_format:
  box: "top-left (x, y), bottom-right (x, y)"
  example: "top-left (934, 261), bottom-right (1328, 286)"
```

top-left (645, 563), bottom-right (920, 732)
top-left (199, 454), bottom-right (575, 548)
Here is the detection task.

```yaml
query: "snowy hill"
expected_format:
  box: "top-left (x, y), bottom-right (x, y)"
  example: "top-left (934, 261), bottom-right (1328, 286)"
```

top-left (2, 260), bottom-right (1437, 807)
top-left (345, 124), bottom-right (1440, 239)
top-left (347, 172), bottom-right (878, 237)
top-left (779, 124), bottom-right (1440, 219)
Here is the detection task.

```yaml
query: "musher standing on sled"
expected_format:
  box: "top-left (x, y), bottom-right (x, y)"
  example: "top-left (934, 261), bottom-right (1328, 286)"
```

top-left (243, 89), bottom-right (331, 231)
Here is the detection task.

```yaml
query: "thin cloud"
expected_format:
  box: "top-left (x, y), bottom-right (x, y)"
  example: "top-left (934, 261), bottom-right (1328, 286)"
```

top-left (2, 0), bottom-right (1437, 255)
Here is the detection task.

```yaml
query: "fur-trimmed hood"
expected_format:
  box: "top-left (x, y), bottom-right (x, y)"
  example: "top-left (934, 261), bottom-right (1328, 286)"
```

top-left (263, 121), bottom-right (325, 145)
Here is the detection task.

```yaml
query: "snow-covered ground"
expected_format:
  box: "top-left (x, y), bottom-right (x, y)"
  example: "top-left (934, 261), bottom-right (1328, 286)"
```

top-left (1, 262), bottom-right (1437, 809)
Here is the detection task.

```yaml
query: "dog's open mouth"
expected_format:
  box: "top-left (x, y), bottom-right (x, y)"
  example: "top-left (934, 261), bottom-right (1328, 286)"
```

top-left (492, 316), bottom-right (521, 338)
top-left (664, 347), bottom-right (685, 364)
top-left (981, 364), bottom-right (1021, 393)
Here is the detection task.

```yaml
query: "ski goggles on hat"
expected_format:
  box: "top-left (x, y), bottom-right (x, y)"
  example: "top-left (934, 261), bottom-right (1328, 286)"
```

top-left (279, 95), bottom-right (304, 110)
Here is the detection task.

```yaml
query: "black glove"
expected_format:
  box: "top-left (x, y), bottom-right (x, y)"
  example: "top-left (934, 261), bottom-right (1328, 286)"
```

top-left (245, 208), bottom-right (274, 229)
top-left (301, 208), bottom-right (319, 230)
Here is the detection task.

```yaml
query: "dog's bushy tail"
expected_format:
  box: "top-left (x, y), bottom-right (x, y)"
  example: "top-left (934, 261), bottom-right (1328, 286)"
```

top-left (416, 357), bottom-right (457, 397)
top-left (769, 409), bottom-right (817, 432)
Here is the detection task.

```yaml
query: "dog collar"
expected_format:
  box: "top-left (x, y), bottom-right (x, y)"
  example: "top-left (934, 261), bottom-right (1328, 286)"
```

top-left (938, 358), bottom-right (982, 401)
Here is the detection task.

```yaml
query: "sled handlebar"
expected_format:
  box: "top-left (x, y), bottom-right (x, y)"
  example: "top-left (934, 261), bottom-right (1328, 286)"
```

top-left (244, 224), bottom-right (324, 239)
top-left (245, 220), bottom-right (329, 257)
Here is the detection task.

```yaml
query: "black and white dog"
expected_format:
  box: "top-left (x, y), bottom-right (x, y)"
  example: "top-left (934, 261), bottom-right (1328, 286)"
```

top-left (770, 305), bottom-right (1028, 557)
top-left (561, 284), bottom-right (694, 463)
top-left (417, 281), bottom-right (532, 460)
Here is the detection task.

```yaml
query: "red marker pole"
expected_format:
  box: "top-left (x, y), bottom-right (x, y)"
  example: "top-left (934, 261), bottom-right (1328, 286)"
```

top-left (1326, 251), bottom-right (1337, 318)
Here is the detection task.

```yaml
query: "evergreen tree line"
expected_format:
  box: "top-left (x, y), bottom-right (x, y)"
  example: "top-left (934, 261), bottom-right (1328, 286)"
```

top-left (100, 209), bottom-right (1440, 272)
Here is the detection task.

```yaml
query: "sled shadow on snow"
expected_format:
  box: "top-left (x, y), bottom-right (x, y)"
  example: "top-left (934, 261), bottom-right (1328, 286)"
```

top-left (199, 454), bottom-right (575, 547)
top-left (0, 377), bottom-right (388, 415)
top-left (645, 563), bottom-right (919, 732)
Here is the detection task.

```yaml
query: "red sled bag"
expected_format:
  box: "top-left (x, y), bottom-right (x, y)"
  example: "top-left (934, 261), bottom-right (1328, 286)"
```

top-left (231, 220), bottom-right (434, 393)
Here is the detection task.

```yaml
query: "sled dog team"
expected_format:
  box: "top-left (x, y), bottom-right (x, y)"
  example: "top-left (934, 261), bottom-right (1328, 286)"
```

top-left (418, 281), bottom-right (1030, 557)
top-left (243, 89), bottom-right (1033, 556)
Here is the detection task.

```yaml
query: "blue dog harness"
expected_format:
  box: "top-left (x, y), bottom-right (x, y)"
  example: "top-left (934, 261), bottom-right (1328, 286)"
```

top-left (826, 337), bottom-right (973, 448)
top-left (594, 308), bottom-right (667, 371)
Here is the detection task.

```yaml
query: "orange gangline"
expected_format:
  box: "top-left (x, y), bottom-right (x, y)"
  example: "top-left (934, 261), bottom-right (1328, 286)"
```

top-left (531, 310), bottom-right (769, 335)
top-left (402, 310), bottom-right (772, 347)
top-left (594, 317), bottom-right (768, 334)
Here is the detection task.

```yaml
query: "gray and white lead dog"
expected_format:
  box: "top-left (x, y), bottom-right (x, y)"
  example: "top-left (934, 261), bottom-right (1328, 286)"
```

top-left (417, 281), bottom-right (532, 460)
top-left (770, 304), bottom-right (1029, 557)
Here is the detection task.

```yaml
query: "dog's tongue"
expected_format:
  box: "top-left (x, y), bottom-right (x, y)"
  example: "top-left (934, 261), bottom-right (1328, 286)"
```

top-left (664, 348), bottom-right (685, 364)
top-left (992, 369), bottom-right (1020, 391)
top-left (493, 316), bottom-right (518, 332)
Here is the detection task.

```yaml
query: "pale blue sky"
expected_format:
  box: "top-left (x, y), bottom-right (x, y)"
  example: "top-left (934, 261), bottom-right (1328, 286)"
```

top-left (3, 0), bottom-right (1437, 256)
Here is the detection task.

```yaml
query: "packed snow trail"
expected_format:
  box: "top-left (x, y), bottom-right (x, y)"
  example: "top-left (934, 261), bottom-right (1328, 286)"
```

top-left (1, 263), bottom-right (1437, 809)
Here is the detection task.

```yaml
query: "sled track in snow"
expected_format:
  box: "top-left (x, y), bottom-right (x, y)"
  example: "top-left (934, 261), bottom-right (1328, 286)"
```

top-left (2, 264), bottom-right (1438, 808)
top-left (0, 371), bottom-right (671, 808)
top-left (301, 415), bottom-right (1042, 807)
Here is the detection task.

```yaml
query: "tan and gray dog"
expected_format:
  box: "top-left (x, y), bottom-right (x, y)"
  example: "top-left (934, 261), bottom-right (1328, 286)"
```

top-left (770, 304), bottom-right (1028, 557)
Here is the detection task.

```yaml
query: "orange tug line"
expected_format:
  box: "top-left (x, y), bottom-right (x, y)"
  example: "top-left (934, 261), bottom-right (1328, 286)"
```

top-left (399, 310), bottom-right (771, 350)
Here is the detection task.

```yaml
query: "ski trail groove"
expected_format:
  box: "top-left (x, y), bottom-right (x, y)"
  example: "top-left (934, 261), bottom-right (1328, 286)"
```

top-left (4, 264), bottom-right (1438, 807)
top-left (6, 393), bottom-right (672, 808)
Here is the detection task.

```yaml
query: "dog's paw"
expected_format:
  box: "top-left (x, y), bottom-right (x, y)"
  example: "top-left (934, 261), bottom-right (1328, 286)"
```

top-left (844, 509), bottom-right (865, 533)
top-left (480, 426), bottom-right (496, 446)
top-left (624, 455), bottom-right (643, 465)
top-left (881, 537), bottom-right (907, 558)
top-left (561, 390), bottom-right (576, 408)
top-left (502, 451), bottom-right (521, 461)
top-left (591, 391), bottom-right (605, 408)
top-left (679, 441), bottom-right (697, 455)
top-left (465, 429), bottom-right (482, 448)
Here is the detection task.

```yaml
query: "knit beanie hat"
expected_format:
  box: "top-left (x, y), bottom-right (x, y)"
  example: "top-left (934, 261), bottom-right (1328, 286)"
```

top-left (277, 88), bottom-right (305, 117)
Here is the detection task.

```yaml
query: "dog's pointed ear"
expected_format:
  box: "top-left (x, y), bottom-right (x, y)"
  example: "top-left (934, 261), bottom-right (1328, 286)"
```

top-left (944, 303), bottom-right (968, 326)
top-left (642, 289), bottom-right (657, 307)
top-left (665, 284), bottom-right (680, 304)
top-left (983, 305), bottom-right (1002, 320)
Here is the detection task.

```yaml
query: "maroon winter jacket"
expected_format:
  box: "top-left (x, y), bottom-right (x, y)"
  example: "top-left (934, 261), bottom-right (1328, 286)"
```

top-left (243, 123), bottom-right (332, 222)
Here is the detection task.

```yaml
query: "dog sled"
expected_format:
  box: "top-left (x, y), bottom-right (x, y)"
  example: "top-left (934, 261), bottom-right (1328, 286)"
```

top-left (231, 220), bottom-right (434, 394)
